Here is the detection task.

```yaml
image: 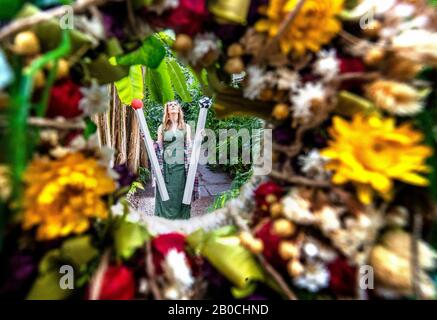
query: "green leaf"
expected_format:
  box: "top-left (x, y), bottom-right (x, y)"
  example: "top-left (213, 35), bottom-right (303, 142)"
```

top-left (83, 117), bottom-right (97, 140)
top-left (114, 220), bottom-right (150, 259)
top-left (116, 35), bottom-right (166, 69)
top-left (186, 227), bottom-right (264, 293)
top-left (61, 235), bottom-right (99, 269)
top-left (27, 271), bottom-right (72, 300)
top-left (146, 60), bottom-right (174, 104)
top-left (0, 0), bottom-right (24, 20)
top-left (145, 67), bottom-right (161, 103)
top-left (87, 53), bottom-right (130, 85)
top-left (114, 65), bottom-right (144, 105)
top-left (167, 59), bottom-right (192, 103)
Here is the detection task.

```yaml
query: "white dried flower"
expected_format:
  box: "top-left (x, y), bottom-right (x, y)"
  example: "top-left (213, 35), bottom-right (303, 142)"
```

top-left (188, 33), bottom-right (219, 66)
top-left (282, 189), bottom-right (315, 225)
top-left (79, 81), bottom-right (110, 116)
top-left (243, 66), bottom-right (268, 100)
top-left (315, 206), bottom-right (342, 234)
top-left (147, 0), bottom-right (179, 15)
top-left (290, 82), bottom-right (326, 121)
top-left (298, 149), bottom-right (329, 179)
top-left (74, 14), bottom-right (105, 43)
top-left (348, 0), bottom-right (396, 17)
top-left (276, 68), bottom-right (300, 91)
top-left (163, 249), bottom-right (194, 293)
top-left (392, 29), bottom-right (437, 65)
top-left (111, 202), bottom-right (140, 223)
top-left (294, 262), bottom-right (330, 292)
top-left (313, 49), bottom-right (339, 81)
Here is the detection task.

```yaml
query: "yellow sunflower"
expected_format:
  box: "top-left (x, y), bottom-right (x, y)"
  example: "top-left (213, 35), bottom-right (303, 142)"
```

top-left (255, 0), bottom-right (344, 56)
top-left (321, 114), bottom-right (432, 204)
top-left (22, 152), bottom-right (116, 241)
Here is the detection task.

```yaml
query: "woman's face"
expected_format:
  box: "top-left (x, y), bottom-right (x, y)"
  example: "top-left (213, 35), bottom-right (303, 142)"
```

top-left (167, 101), bottom-right (180, 114)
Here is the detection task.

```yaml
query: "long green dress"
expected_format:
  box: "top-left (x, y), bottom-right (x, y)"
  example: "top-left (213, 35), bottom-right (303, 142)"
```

top-left (154, 128), bottom-right (191, 219)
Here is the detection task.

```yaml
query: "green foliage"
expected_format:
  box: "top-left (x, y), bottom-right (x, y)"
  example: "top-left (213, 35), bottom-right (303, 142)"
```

top-left (209, 169), bottom-right (253, 211)
top-left (114, 219), bottom-right (150, 260)
top-left (145, 59), bottom-right (174, 104)
top-left (115, 35), bottom-right (166, 69)
top-left (0, 0), bottom-right (24, 19)
top-left (83, 117), bottom-right (97, 140)
top-left (114, 65), bottom-right (144, 105)
top-left (138, 166), bottom-right (151, 184)
top-left (166, 58), bottom-right (192, 103)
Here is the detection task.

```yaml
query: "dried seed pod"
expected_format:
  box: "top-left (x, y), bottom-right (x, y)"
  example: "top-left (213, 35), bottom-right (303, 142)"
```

top-left (239, 231), bottom-right (264, 254)
top-left (272, 219), bottom-right (296, 237)
top-left (227, 43), bottom-right (244, 57)
top-left (224, 57), bottom-right (245, 74)
top-left (363, 20), bottom-right (382, 38)
top-left (265, 194), bottom-right (278, 204)
top-left (33, 70), bottom-right (46, 89)
top-left (364, 47), bottom-right (385, 66)
top-left (272, 103), bottom-right (290, 120)
top-left (13, 31), bottom-right (41, 56)
top-left (279, 241), bottom-right (299, 260)
top-left (270, 202), bottom-right (283, 218)
top-left (173, 34), bottom-right (193, 53)
top-left (287, 259), bottom-right (304, 277)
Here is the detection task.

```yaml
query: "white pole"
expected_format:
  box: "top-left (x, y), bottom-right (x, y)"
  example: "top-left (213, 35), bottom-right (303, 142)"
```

top-left (131, 99), bottom-right (169, 201)
top-left (183, 97), bottom-right (212, 205)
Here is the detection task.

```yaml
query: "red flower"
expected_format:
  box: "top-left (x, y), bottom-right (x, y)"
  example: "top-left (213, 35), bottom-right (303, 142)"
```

top-left (145, 0), bottom-right (209, 36)
top-left (152, 233), bottom-right (186, 273)
top-left (46, 79), bottom-right (83, 118)
top-left (339, 57), bottom-right (365, 74)
top-left (255, 220), bottom-right (285, 268)
top-left (338, 57), bottom-right (366, 91)
top-left (254, 181), bottom-right (284, 211)
top-left (94, 265), bottom-right (135, 300)
top-left (327, 257), bottom-right (357, 297)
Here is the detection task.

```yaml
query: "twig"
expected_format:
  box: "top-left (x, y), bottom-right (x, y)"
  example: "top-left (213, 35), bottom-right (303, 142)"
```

top-left (270, 170), bottom-right (331, 188)
top-left (411, 212), bottom-right (424, 299)
top-left (126, 0), bottom-right (138, 36)
top-left (228, 207), bottom-right (297, 300)
top-left (146, 241), bottom-right (163, 300)
top-left (89, 249), bottom-right (111, 300)
top-left (336, 72), bottom-right (381, 83)
top-left (0, 0), bottom-right (107, 40)
top-left (0, 116), bottom-right (86, 129)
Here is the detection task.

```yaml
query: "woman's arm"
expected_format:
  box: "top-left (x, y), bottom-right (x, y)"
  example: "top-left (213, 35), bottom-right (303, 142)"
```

top-left (186, 124), bottom-right (192, 148)
top-left (157, 124), bottom-right (163, 148)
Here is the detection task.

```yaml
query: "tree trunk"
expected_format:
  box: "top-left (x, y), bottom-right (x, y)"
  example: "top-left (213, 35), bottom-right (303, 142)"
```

top-left (126, 107), bottom-right (140, 174)
top-left (112, 86), bottom-right (127, 165)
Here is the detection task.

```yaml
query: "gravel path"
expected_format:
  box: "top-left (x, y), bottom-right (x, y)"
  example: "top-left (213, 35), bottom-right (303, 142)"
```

top-left (128, 165), bottom-right (232, 218)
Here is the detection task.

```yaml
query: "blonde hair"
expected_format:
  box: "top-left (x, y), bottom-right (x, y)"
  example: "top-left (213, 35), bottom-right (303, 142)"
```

top-left (162, 100), bottom-right (186, 131)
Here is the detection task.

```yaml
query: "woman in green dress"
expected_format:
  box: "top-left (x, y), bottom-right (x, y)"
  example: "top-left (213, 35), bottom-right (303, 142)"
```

top-left (154, 100), bottom-right (193, 219)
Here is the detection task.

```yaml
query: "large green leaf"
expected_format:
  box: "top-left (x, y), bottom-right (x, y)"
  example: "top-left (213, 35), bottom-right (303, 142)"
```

top-left (27, 271), bottom-right (72, 300)
top-left (167, 59), bottom-right (192, 103)
top-left (187, 227), bottom-right (264, 297)
top-left (114, 65), bottom-right (144, 105)
top-left (145, 67), bottom-right (161, 104)
top-left (116, 35), bottom-right (166, 69)
top-left (146, 60), bottom-right (174, 104)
